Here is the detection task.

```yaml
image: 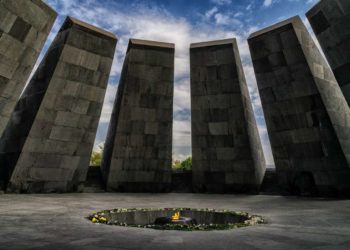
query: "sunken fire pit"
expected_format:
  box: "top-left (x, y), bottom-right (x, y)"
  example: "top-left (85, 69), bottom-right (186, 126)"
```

top-left (154, 211), bottom-right (197, 226)
top-left (88, 208), bottom-right (265, 231)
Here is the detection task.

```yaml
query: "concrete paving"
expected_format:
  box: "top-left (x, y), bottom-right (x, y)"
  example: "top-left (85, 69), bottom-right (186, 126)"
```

top-left (0, 193), bottom-right (349, 250)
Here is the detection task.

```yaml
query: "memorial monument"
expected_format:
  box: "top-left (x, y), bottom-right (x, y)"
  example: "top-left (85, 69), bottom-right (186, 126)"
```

top-left (248, 16), bottom-right (350, 196)
top-left (190, 39), bottom-right (266, 193)
top-left (0, 17), bottom-right (117, 193)
top-left (101, 39), bottom-right (174, 192)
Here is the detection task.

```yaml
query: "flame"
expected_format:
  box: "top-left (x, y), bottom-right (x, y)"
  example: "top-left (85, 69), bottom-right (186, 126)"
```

top-left (171, 211), bottom-right (180, 221)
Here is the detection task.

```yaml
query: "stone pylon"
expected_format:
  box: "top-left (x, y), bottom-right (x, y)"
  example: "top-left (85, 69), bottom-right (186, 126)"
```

top-left (0, 17), bottom-right (117, 193)
top-left (101, 39), bottom-right (174, 192)
top-left (307, 0), bottom-right (350, 106)
top-left (190, 39), bottom-right (266, 194)
top-left (248, 16), bottom-right (350, 196)
top-left (0, 0), bottom-right (57, 137)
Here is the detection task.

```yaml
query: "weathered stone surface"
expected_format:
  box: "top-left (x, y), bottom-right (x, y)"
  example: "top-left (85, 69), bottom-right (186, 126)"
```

top-left (248, 16), bottom-right (350, 196)
top-left (307, 0), bottom-right (350, 107)
top-left (1, 193), bottom-right (350, 250)
top-left (101, 39), bottom-right (174, 192)
top-left (0, 17), bottom-right (117, 193)
top-left (190, 39), bottom-right (266, 194)
top-left (0, 0), bottom-right (57, 137)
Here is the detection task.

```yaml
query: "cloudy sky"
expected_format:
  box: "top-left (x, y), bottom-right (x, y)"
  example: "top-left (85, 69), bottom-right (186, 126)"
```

top-left (41, 0), bottom-right (319, 164)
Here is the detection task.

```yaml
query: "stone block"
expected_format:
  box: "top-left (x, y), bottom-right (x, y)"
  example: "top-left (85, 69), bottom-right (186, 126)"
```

top-left (208, 122), bottom-right (229, 135)
top-left (0, 0), bottom-right (57, 139)
top-left (54, 111), bottom-right (80, 127)
top-left (144, 122), bottom-right (158, 135)
top-left (0, 56), bottom-right (18, 79)
top-left (0, 17), bottom-right (117, 193)
top-left (248, 16), bottom-right (350, 196)
top-left (0, 33), bottom-right (26, 60)
top-left (60, 45), bottom-right (100, 71)
top-left (102, 39), bottom-right (174, 192)
top-left (0, 7), bottom-right (17, 33)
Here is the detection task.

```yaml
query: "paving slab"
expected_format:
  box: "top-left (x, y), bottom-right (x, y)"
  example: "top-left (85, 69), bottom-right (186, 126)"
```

top-left (0, 193), bottom-right (349, 250)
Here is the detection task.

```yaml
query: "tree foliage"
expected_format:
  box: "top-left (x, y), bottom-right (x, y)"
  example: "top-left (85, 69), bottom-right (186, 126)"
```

top-left (90, 145), bottom-right (104, 166)
top-left (172, 156), bottom-right (192, 171)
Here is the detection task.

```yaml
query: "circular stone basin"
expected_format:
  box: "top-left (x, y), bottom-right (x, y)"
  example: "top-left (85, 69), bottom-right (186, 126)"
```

top-left (154, 215), bottom-right (197, 226)
top-left (88, 208), bottom-right (265, 231)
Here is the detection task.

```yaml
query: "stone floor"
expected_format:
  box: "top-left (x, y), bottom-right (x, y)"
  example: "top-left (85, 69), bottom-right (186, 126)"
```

top-left (0, 193), bottom-right (349, 250)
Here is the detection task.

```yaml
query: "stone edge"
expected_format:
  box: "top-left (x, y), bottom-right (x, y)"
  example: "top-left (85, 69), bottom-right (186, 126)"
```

top-left (129, 38), bottom-right (175, 49)
top-left (32, 0), bottom-right (58, 17)
top-left (190, 38), bottom-right (236, 49)
top-left (68, 16), bottom-right (117, 40)
top-left (306, 0), bottom-right (323, 18)
top-left (248, 16), bottom-right (301, 39)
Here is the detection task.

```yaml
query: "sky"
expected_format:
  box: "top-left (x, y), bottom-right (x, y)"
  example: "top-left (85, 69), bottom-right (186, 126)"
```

top-left (40, 0), bottom-right (320, 165)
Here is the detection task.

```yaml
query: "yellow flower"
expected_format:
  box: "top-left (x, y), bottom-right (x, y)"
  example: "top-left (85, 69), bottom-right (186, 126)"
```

top-left (99, 217), bottom-right (107, 222)
top-left (91, 218), bottom-right (98, 223)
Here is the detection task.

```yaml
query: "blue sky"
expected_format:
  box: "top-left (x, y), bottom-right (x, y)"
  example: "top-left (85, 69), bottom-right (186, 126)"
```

top-left (41, 0), bottom-right (319, 164)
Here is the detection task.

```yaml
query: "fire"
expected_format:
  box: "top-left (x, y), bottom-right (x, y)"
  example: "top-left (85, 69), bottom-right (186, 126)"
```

top-left (171, 211), bottom-right (180, 221)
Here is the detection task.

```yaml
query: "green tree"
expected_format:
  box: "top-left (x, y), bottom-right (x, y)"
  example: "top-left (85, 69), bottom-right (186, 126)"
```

top-left (90, 144), bottom-right (104, 166)
top-left (172, 157), bottom-right (192, 171)
top-left (179, 156), bottom-right (192, 171)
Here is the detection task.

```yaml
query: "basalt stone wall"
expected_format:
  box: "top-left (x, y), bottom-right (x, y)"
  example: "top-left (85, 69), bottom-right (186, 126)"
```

top-left (307, 0), bottom-right (350, 106)
top-left (0, 0), bottom-right (57, 137)
top-left (0, 17), bottom-right (117, 193)
top-left (190, 39), bottom-right (266, 194)
top-left (248, 16), bottom-right (350, 196)
top-left (101, 39), bottom-right (174, 192)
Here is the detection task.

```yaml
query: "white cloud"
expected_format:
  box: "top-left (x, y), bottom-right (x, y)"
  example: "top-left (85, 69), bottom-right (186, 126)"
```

top-left (173, 79), bottom-right (191, 113)
top-left (306, 0), bottom-right (317, 4)
top-left (263, 0), bottom-right (274, 7)
top-left (234, 12), bottom-right (244, 18)
top-left (204, 7), bottom-right (242, 28)
top-left (99, 84), bottom-right (118, 123)
top-left (173, 121), bottom-right (191, 146)
top-left (214, 13), bottom-right (242, 26)
top-left (210, 0), bottom-right (232, 5)
top-left (288, 0), bottom-right (317, 4)
top-left (263, 0), bottom-right (316, 8)
top-left (205, 7), bottom-right (219, 19)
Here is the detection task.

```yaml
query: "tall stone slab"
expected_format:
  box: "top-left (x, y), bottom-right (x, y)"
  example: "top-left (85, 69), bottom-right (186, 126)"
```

top-left (102, 39), bottom-right (174, 192)
top-left (248, 16), bottom-right (350, 196)
top-left (307, 0), bottom-right (350, 106)
top-left (190, 39), bottom-right (266, 194)
top-left (0, 0), bottom-right (57, 137)
top-left (0, 17), bottom-right (117, 192)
